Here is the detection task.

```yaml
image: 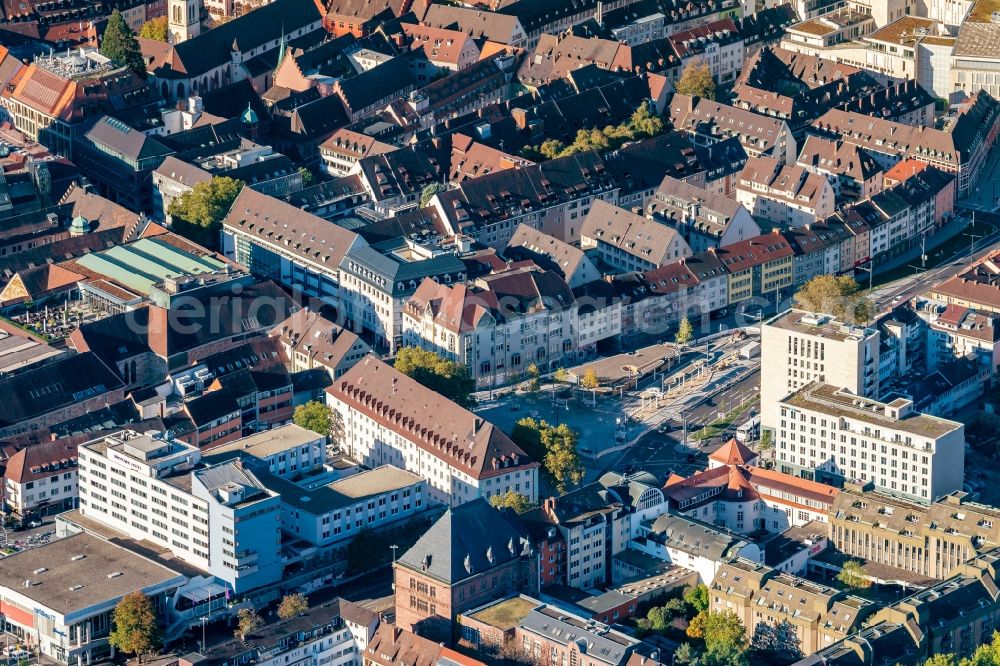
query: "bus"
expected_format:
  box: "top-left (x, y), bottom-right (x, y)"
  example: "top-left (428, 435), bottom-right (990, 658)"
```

top-left (736, 416), bottom-right (760, 443)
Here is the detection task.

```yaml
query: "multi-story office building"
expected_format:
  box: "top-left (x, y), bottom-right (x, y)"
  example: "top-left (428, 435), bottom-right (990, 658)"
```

top-left (78, 432), bottom-right (283, 593)
top-left (776, 382), bottom-right (964, 501)
top-left (761, 310), bottom-right (881, 434)
top-left (326, 356), bottom-right (539, 507)
top-left (828, 485), bottom-right (1000, 581)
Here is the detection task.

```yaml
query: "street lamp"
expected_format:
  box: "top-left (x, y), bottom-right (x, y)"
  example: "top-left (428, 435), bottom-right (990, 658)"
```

top-left (200, 616), bottom-right (208, 653)
top-left (390, 544), bottom-right (399, 563)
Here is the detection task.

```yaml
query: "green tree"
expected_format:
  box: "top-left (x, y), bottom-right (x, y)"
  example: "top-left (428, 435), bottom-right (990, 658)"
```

top-left (759, 430), bottom-right (774, 451)
top-left (544, 437), bottom-right (584, 493)
top-left (539, 139), bottom-right (566, 160)
top-left (675, 60), bottom-right (716, 101)
top-left (629, 102), bottom-right (664, 139)
top-left (101, 10), bottom-right (146, 78)
top-left (966, 632), bottom-right (1000, 666)
top-left (235, 608), bottom-right (263, 640)
top-left (534, 422), bottom-right (584, 491)
top-left (346, 528), bottom-right (381, 574)
top-left (793, 275), bottom-right (875, 323)
top-left (836, 560), bottom-right (872, 590)
top-left (293, 400), bottom-right (333, 438)
top-left (298, 167), bottom-right (314, 187)
top-left (277, 593), bottom-right (309, 619)
top-left (511, 416), bottom-right (546, 461)
top-left (394, 346), bottom-right (475, 407)
top-left (674, 643), bottom-right (702, 666)
top-left (676, 316), bottom-right (694, 347)
top-left (109, 591), bottom-right (162, 663)
top-left (419, 182), bottom-right (446, 207)
top-left (923, 656), bottom-right (959, 666)
top-left (525, 363), bottom-right (541, 395)
top-left (489, 490), bottom-right (534, 513)
top-left (702, 611), bottom-right (749, 666)
top-left (685, 583), bottom-right (710, 614)
top-left (750, 620), bottom-right (802, 666)
top-left (167, 176), bottom-right (243, 249)
top-left (138, 16), bottom-right (168, 41)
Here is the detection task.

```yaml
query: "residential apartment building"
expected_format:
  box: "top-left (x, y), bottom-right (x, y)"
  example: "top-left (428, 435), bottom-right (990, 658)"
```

top-left (319, 129), bottom-right (396, 178)
top-left (669, 94), bottom-right (798, 163)
top-left (777, 382), bottom-right (964, 501)
top-left (666, 18), bottom-right (745, 85)
top-left (269, 310), bottom-right (372, 378)
top-left (610, 251), bottom-right (729, 339)
top-left (737, 156), bottom-right (836, 228)
top-left (714, 232), bottom-right (796, 306)
top-left (645, 176), bottom-right (760, 253)
top-left (796, 136), bottom-right (883, 203)
top-left (326, 356), bottom-right (539, 506)
top-left (431, 150), bottom-right (620, 247)
top-left (504, 225), bottom-right (602, 289)
top-left (78, 431), bottom-right (284, 593)
top-left (710, 560), bottom-right (877, 655)
top-left (761, 310), bottom-right (881, 434)
top-left (2, 439), bottom-right (80, 518)
top-left (580, 200), bottom-right (692, 273)
top-left (829, 486), bottom-right (1000, 580)
top-left (812, 97), bottom-right (1000, 197)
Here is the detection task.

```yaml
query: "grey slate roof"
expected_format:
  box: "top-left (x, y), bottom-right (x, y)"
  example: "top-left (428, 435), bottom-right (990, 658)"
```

top-left (396, 498), bottom-right (531, 584)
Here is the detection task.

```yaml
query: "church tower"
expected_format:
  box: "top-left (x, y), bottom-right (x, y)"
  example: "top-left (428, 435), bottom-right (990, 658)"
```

top-left (168, 0), bottom-right (201, 44)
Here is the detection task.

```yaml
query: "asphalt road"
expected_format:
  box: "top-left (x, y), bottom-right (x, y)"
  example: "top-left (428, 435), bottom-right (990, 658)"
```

top-left (869, 210), bottom-right (1000, 310)
top-left (602, 367), bottom-right (761, 481)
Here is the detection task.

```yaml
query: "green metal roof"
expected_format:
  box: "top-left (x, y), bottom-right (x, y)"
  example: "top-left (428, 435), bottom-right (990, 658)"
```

top-left (75, 238), bottom-right (225, 296)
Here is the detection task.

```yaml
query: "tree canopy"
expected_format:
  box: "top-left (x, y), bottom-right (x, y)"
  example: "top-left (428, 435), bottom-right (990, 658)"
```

top-left (167, 176), bottom-right (243, 249)
top-left (520, 103), bottom-right (665, 161)
top-left (489, 490), bottom-right (535, 513)
top-left (277, 593), bottom-right (309, 619)
top-left (580, 368), bottom-right (600, 390)
top-left (702, 611), bottom-right (750, 666)
top-left (235, 608), bottom-right (263, 640)
top-left (684, 584), bottom-right (710, 614)
top-left (923, 631), bottom-right (1000, 665)
top-left (793, 275), bottom-right (875, 323)
top-left (101, 10), bottom-right (146, 78)
top-left (293, 401), bottom-right (333, 439)
top-left (675, 60), bottom-right (716, 100)
top-left (511, 417), bottom-right (583, 493)
top-left (109, 591), bottom-right (162, 663)
top-left (420, 182), bottom-right (446, 207)
top-left (346, 528), bottom-right (382, 574)
top-left (836, 559), bottom-right (872, 590)
top-left (676, 316), bottom-right (694, 346)
top-left (394, 346), bottom-right (475, 407)
top-left (138, 16), bottom-right (168, 41)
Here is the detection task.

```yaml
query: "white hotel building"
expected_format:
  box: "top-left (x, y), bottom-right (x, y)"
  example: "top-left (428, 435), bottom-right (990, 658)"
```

top-left (777, 382), bottom-right (965, 503)
top-left (326, 356), bottom-right (539, 507)
top-left (78, 431), bottom-right (284, 593)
